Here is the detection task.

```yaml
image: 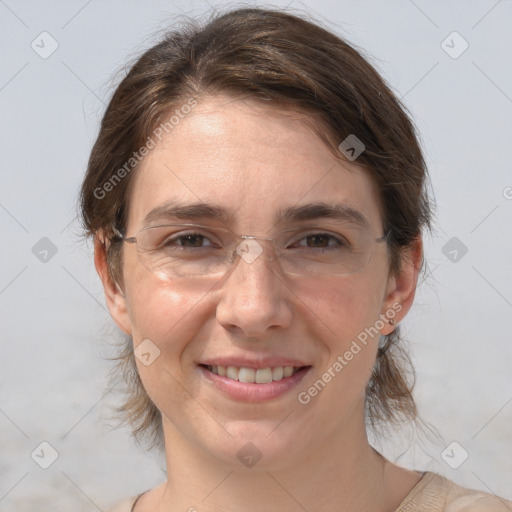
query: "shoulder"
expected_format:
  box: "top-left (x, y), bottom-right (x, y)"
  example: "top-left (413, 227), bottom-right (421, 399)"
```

top-left (396, 472), bottom-right (512, 511)
top-left (441, 474), bottom-right (512, 512)
top-left (104, 494), bottom-right (141, 512)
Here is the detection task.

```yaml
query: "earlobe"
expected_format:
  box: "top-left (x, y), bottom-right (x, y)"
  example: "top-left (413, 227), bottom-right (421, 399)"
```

top-left (94, 235), bottom-right (132, 335)
top-left (379, 237), bottom-right (423, 335)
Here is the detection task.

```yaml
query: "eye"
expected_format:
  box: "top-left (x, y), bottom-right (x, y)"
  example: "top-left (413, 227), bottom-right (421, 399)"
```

top-left (170, 233), bottom-right (212, 247)
top-left (301, 234), bottom-right (337, 248)
top-left (163, 232), bottom-right (217, 249)
top-left (290, 232), bottom-right (349, 250)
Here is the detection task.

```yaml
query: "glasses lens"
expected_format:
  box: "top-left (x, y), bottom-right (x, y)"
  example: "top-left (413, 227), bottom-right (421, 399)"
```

top-left (132, 224), bottom-right (378, 278)
top-left (136, 224), bottom-right (232, 277)
top-left (277, 225), bottom-right (373, 276)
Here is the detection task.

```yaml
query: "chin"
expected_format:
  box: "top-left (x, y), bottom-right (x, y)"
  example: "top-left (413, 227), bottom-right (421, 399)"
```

top-left (201, 420), bottom-right (307, 472)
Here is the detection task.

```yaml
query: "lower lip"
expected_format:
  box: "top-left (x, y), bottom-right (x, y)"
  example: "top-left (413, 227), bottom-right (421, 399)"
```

top-left (199, 365), bottom-right (311, 402)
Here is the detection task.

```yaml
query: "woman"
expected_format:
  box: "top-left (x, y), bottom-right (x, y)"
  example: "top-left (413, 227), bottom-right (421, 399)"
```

top-left (80, 7), bottom-right (512, 511)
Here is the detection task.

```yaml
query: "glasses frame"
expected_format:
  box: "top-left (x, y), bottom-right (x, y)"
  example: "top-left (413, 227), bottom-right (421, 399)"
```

top-left (111, 223), bottom-right (390, 278)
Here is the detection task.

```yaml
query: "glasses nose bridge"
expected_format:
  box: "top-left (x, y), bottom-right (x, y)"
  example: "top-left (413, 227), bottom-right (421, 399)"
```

top-left (240, 233), bottom-right (276, 244)
top-left (230, 233), bottom-right (280, 267)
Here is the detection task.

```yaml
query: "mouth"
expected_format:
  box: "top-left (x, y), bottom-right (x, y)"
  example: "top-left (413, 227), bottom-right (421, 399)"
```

top-left (198, 363), bottom-right (312, 402)
top-left (201, 364), bottom-right (304, 383)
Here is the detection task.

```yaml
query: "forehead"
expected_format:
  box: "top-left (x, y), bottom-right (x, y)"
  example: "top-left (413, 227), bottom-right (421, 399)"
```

top-left (127, 95), bottom-right (383, 233)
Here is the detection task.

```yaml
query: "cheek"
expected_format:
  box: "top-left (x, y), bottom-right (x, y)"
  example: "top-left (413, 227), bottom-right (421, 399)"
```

top-left (121, 247), bottom-right (211, 372)
top-left (125, 276), bottom-right (209, 346)
top-left (295, 276), bottom-right (384, 421)
top-left (296, 272), bottom-right (386, 347)
top-left (121, 247), bottom-right (206, 343)
top-left (124, 277), bottom-right (212, 409)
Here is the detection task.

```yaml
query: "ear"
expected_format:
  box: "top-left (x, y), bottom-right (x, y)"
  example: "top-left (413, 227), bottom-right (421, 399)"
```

top-left (379, 236), bottom-right (423, 335)
top-left (94, 234), bottom-right (132, 335)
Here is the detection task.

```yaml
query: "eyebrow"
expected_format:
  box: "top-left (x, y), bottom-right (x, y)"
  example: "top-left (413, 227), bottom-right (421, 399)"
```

top-left (142, 201), bottom-right (232, 227)
top-left (278, 203), bottom-right (369, 229)
top-left (141, 201), bottom-right (369, 229)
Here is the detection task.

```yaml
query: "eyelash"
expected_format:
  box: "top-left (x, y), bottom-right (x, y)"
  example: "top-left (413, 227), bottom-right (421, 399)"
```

top-left (290, 233), bottom-right (348, 251)
top-left (162, 231), bottom-right (349, 251)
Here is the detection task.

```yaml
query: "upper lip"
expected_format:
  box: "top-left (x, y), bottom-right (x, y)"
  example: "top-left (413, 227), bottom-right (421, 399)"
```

top-left (199, 356), bottom-right (311, 369)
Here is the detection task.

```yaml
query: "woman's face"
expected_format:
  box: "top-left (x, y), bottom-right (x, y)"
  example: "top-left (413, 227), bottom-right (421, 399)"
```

top-left (103, 95), bottom-right (416, 470)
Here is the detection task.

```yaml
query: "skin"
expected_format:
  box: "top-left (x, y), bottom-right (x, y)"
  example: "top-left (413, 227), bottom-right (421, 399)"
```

top-left (96, 94), bottom-right (424, 511)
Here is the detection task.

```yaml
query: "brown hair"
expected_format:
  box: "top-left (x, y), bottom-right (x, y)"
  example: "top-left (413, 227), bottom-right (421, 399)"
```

top-left (80, 6), bottom-right (434, 450)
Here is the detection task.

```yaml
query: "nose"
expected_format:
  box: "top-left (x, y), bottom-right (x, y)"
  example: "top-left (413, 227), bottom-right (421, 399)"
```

top-left (215, 238), bottom-right (293, 338)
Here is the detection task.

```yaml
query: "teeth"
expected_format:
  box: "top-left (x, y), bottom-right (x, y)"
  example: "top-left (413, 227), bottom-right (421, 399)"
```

top-left (255, 368), bottom-right (273, 383)
top-left (272, 367), bottom-right (284, 380)
top-left (207, 365), bottom-right (301, 383)
top-left (238, 367), bottom-right (256, 383)
top-left (226, 366), bottom-right (239, 380)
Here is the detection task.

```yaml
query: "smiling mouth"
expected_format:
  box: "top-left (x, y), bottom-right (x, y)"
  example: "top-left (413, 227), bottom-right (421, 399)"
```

top-left (200, 364), bottom-right (306, 383)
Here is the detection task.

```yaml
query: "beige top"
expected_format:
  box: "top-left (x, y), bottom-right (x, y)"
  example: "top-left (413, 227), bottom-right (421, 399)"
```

top-left (106, 472), bottom-right (512, 511)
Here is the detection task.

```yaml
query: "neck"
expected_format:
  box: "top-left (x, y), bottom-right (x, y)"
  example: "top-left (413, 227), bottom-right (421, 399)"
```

top-left (153, 406), bottom-right (393, 512)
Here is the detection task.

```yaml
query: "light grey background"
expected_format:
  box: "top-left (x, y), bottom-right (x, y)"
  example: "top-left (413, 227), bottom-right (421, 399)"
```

top-left (1, 0), bottom-right (511, 510)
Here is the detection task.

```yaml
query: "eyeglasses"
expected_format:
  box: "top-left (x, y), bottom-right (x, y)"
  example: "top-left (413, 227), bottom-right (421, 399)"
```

top-left (112, 223), bottom-right (389, 279)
